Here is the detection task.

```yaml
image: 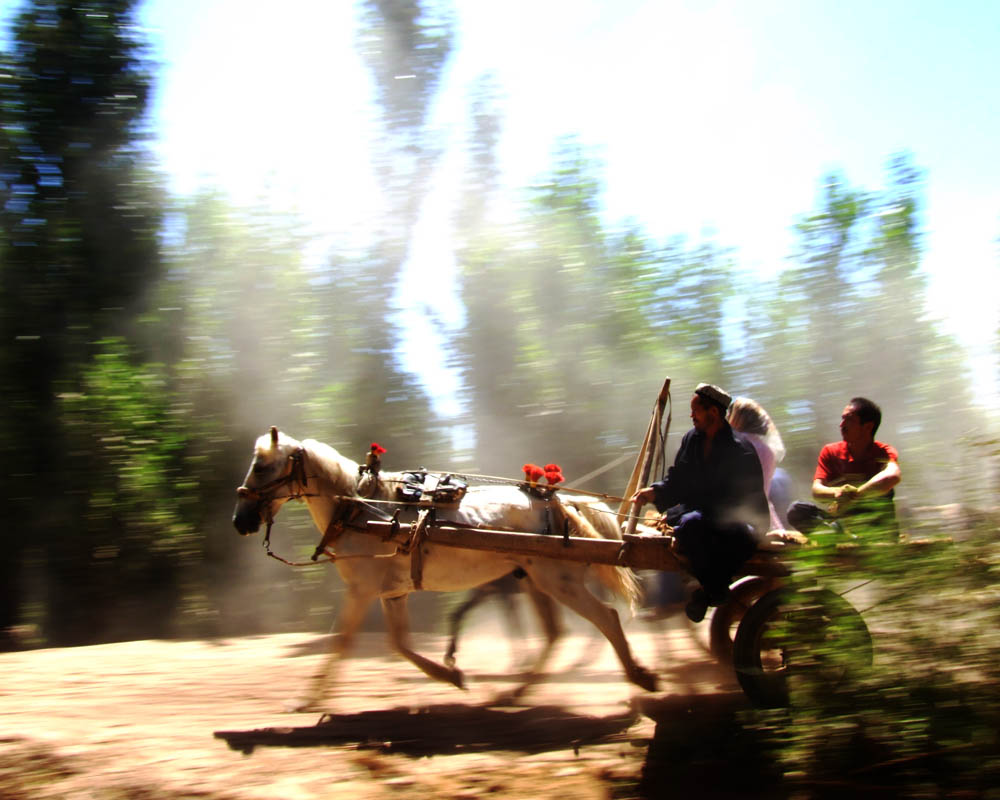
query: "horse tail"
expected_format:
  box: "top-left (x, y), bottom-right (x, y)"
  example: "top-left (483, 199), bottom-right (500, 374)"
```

top-left (559, 501), bottom-right (643, 614)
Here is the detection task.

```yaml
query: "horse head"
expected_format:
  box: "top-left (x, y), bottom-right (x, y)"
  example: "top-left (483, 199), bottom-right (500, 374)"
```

top-left (233, 426), bottom-right (308, 535)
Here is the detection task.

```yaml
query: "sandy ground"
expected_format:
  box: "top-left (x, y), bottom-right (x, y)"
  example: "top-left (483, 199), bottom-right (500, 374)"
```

top-left (0, 611), bottom-right (761, 800)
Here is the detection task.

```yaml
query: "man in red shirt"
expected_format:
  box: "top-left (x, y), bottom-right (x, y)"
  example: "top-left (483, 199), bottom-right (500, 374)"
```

top-left (787, 397), bottom-right (901, 539)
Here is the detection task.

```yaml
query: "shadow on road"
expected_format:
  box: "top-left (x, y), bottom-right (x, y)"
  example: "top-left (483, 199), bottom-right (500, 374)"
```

top-left (215, 702), bottom-right (640, 757)
top-left (634, 691), bottom-right (787, 799)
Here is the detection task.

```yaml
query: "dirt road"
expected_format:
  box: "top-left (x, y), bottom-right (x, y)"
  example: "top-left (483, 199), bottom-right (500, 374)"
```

top-left (0, 614), bottom-right (764, 799)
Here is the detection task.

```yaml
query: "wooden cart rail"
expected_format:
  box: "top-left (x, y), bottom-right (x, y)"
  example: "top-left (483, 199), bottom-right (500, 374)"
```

top-left (363, 520), bottom-right (791, 578)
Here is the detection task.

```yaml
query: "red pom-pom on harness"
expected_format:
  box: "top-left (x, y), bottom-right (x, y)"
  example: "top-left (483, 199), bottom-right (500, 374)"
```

top-left (370, 442), bottom-right (387, 455)
top-left (522, 463), bottom-right (545, 482)
top-left (543, 464), bottom-right (564, 485)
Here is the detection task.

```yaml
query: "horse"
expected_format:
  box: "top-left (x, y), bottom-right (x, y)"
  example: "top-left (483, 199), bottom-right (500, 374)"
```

top-left (232, 427), bottom-right (658, 710)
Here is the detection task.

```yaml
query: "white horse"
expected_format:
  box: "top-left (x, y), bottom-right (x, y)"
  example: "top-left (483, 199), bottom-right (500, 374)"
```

top-left (233, 427), bottom-right (658, 709)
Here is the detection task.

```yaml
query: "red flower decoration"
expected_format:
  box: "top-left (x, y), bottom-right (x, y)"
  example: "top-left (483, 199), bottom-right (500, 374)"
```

top-left (544, 465), bottom-right (564, 485)
top-left (370, 442), bottom-right (386, 454)
top-left (522, 463), bottom-right (545, 482)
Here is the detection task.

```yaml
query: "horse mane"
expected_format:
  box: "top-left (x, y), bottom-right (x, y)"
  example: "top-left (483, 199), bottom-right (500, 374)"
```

top-left (300, 438), bottom-right (406, 501)
top-left (299, 438), bottom-right (361, 495)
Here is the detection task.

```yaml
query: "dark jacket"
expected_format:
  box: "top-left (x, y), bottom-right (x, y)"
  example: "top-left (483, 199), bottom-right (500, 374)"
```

top-left (651, 422), bottom-right (771, 535)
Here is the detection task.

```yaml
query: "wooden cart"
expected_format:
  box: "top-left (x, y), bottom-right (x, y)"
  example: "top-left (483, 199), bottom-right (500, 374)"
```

top-left (355, 377), bottom-right (875, 707)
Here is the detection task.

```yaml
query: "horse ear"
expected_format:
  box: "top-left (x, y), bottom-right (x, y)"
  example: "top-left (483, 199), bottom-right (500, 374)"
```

top-left (270, 426), bottom-right (279, 446)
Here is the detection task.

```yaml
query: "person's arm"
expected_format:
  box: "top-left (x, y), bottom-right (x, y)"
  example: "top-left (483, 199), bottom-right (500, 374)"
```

top-left (855, 459), bottom-right (900, 498)
top-left (811, 444), bottom-right (858, 503)
top-left (817, 460), bottom-right (900, 514)
top-left (631, 486), bottom-right (657, 506)
top-left (811, 478), bottom-right (844, 501)
top-left (631, 430), bottom-right (694, 511)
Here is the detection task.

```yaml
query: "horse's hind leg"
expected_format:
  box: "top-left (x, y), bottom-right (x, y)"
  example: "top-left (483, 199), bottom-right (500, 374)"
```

top-left (525, 562), bottom-right (659, 693)
top-left (489, 578), bottom-right (565, 704)
top-left (289, 587), bottom-right (375, 712)
top-left (519, 578), bottom-right (562, 674)
top-left (382, 595), bottom-right (466, 689)
top-left (444, 584), bottom-right (494, 668)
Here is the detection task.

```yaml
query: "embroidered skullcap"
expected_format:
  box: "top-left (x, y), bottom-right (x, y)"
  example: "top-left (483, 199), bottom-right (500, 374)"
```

top-left (694, 382), bottom-right (732, 413)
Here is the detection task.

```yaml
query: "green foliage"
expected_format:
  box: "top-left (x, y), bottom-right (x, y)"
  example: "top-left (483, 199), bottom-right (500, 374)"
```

top-left (0, 0), bottom-right (165, 644)
top-left (61, 338), bottom-right (196, 542)
top-left (741, 520), bottom-right (1000, 796)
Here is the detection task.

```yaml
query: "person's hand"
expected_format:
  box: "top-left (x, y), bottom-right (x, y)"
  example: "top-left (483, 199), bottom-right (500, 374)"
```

top-left (630, 487), bottom-right (656, 506)
top-left (829, 485), bottom-right (858, 515)
top-left (836, 484), bottom-right (858, 500)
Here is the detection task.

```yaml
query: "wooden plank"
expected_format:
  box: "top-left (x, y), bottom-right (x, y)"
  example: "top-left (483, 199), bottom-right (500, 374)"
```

top-left (618, 376), bottom-right (671, 533)
top-left (363, 520), bottom-right (789, 576)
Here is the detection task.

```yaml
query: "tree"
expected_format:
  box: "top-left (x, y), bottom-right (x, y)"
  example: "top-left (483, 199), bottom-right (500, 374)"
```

top-left (0, 0), bottom-right (164, 644)
top-left (452, 135), bottom-right (737, 487)
top-left (302, 0), bottom-right (458, 467)
top-left (732, 155), bottom-right (975, 504)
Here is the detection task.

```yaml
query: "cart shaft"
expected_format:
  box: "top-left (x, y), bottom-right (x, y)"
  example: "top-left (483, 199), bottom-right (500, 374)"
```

top-left (363, 520), bottom-right (788, 576)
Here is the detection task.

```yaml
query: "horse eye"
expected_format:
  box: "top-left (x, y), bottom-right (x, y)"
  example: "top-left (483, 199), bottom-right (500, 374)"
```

top-left (252, 463), bottom-right (267, 475)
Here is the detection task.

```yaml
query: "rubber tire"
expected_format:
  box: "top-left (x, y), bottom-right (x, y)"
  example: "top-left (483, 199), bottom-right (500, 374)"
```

top-left (708, 576), bottom-right (777, 664)
top-left (732, 587), bottom-right (873, 707)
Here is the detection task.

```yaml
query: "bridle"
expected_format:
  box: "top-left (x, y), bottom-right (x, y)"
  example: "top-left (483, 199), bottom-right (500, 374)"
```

top-left (237, 444), bottom-right (434, 569)
top-left (236, 447), bottom-right (315, 519)
top-left (236, 446), bottom-right (377, 567)
top-left (236, 446), bottom-right (330, 565)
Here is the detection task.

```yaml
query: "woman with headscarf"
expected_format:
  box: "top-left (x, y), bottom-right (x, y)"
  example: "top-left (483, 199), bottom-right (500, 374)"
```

top-left (727, 397), bottom-right (787, 531)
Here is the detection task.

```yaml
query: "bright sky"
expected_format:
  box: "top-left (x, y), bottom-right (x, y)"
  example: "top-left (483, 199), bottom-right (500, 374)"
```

top-left (3, 0), bottom-right (998, 411)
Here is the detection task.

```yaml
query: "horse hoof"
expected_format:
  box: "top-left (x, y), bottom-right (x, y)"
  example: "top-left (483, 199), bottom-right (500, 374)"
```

top-left (489, 690), bottom-right (518, 707)
top-left (444, 654), bottom-right (456, 669)
top-left (489, 686), bottom-right (528, 707)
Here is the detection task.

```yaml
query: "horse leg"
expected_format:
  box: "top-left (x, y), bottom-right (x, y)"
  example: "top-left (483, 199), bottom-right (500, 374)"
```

top-left (518, 578), bottom-right (561, 674)
top-left (525, 563), bottom-right (659, 693)
top-left (444, 584), bottom-right (494, 668)
top-left (289, 586), bottom-right (375, 712)
top-left (488, 578), bottom-right (565, 704)
top-left (382, 595), bottom-right (466, 689)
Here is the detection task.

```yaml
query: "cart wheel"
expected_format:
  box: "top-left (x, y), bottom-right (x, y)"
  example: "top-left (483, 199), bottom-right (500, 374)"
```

top-left (732, 587), bottom-right (873, 707)
top-left (708, 576), bottom-right (777, 664)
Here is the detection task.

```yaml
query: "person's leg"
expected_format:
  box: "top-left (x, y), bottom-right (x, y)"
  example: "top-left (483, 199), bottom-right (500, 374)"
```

top-left (786, 501), bottom-right (830, 535)
top-left (703, 523), bottom-right (756, 602)
top-left (671, 511), bottom-right (715, 622)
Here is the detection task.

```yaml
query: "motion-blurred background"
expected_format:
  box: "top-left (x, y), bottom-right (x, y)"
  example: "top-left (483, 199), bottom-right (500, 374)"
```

top-left (1, 0), bottom-right (997, 649)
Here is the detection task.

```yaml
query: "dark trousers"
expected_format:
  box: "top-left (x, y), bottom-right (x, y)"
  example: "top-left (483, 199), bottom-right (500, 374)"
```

top-left (672, 510), bottom-right (757, 604)
top-left (786, 501), bottom-right (832, 535)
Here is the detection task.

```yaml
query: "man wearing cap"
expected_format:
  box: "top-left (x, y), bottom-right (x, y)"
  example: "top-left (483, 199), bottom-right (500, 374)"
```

top-left (631, 383), bottom-right (771, 622)
top-left (787, 397), bottom-right (901, 539)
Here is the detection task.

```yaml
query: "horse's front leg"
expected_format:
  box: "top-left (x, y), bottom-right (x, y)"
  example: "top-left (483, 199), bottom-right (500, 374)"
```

top-left (382, 595), bottom-right (466, 689)
top-left (287, 586), bottom-right (375, 712)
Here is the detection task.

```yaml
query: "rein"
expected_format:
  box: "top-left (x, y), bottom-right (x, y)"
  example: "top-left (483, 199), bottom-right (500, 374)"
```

top-left (245, 449), bottom-right (647, 570)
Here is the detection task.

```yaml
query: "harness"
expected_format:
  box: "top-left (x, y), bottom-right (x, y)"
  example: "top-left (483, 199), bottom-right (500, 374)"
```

top-left (237, 448), bottom-right (369, 567)
top-left (238, 450), bottom-right (633, 580)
